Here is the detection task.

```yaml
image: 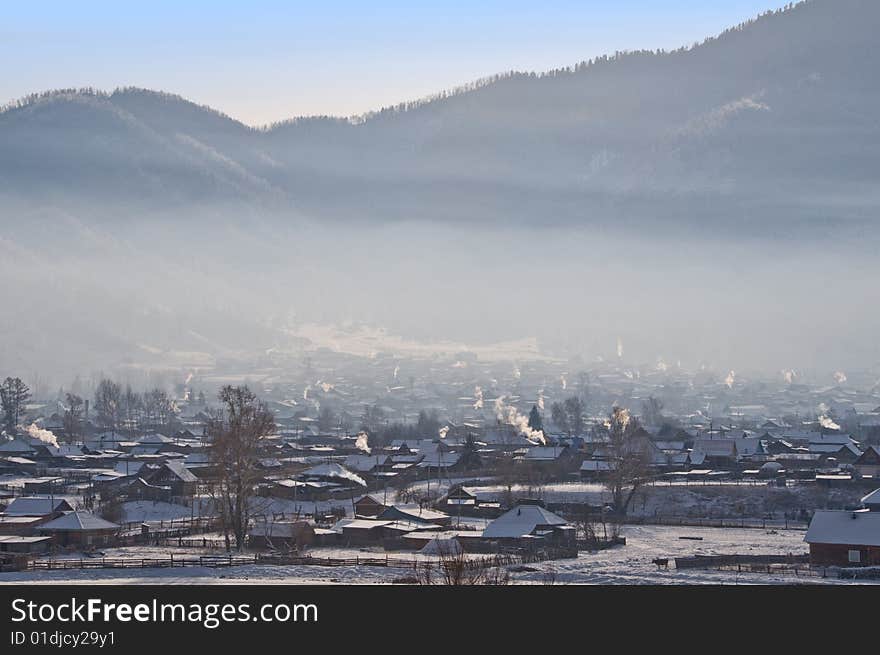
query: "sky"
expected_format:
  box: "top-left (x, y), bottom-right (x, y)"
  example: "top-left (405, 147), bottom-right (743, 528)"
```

top-left (3, 1), bottom-right (789, 126)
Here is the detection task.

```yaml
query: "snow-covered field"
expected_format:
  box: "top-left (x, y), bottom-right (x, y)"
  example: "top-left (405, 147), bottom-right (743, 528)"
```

top-left (3, 524), bottom-right (866, 585)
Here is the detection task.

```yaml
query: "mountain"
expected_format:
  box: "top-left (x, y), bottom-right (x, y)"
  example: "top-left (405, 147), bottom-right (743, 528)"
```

top-left (3, 0), bottom-right (880, 383)
top-left (2, 0), bottom-right (879, 236)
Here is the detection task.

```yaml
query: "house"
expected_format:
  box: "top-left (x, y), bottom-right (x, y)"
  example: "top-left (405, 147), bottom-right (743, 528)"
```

top-left (861, 488), bottom-right (880, 512)
top-left (579, 459), bottom-right (614, 480)
top-left (353, 494), bottom-right (387, 517)
top-left (300, 463), bottom-right (366, 488)
top-left (343, 454), bottom-right (392, 476)
top-left (435, 484), bottom-right (502, 518)
top-left (145, 461), bottom-right (198, 497)
top-left (0, 516), bottom-right (52, 536)
top-left (331, 518), bottom-right (393, 545)
top-left (0, 535), bottom-right (52, 555)
top-left (0, 438), bottom-right (36, 457)
top-left (690, 439), bottom-right (739, 468)
top-left (3, 496), bottom-right (74, 518)
top-left (120, 477), bottom-right (172, 502)
top-left (519, 446), bottom-right (569, 463)
top-left (377, 505), bottom-right (451, 527)
top-left (804, 510), bottom-right (880, 566)
top-left (854, 447), bottom-right (880, 479)
top-left (266, 479), bottom-right (340, 500)
top-left (0, 456), bottom-right (39, 475)
top-left (248, 521), bottom-right (314, 549)
top-left (481, 501), bottom-right (575, 548)
top-left (36, 511), bottom-right (120, 548)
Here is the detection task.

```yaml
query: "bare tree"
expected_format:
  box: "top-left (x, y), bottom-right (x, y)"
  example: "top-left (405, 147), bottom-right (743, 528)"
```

top-left (604, 406), bottom-right (651, 516)
top-left (0, 377), bottom-right (31, 433)
top-left (121, 386), bottom-right (141, 432)
top-left (63, 393), bottom-right (84, 440)
top-left (317, 405), bottom-right (337, 434)
top-left (415, 542), bottom-right (510, 585)
top-left (550, 401), bottom-right (569, 435)
top-left (94, 379), bottom-right (122, 431)
top-left (640, 395), bottom-right (664, 427)
top-left (207, 385), bottom-right (275, 551)
top-left (563, 396), bottom-right (584, 436)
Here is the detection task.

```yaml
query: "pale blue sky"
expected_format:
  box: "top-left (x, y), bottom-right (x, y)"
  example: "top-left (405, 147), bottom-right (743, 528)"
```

top-left (2, 1), bottom-right (788, 125)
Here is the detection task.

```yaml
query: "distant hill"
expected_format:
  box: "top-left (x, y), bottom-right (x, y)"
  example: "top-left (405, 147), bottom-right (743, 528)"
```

top-left (2, 0), bottom-right (879, 235)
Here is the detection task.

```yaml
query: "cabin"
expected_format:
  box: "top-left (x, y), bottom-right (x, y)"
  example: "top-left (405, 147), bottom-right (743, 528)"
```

top-left (121, 477), bottom-right (172, 502)
top-left (3, 496), bottom-right (74, 519)
top-left (332, 518), bottom-right (393, 545)
top-left (0, 456), bottom-right (39, 475)
top-left (248, 521), bottom-right (314, 550)
top-left (0, 516), bottom-right (52, 536)
top-left (145, 461), bottom-right (198, 497)
top-left (300, 463), bottom-right (366, 489)
top-left (481, 501), bottom-right (575, 549)
top-left (435, 484), bottom-right (502, 518)
top-left (353, 494), bottom-right (387, 517)
top-left (861, 488), bottom-right (880, 511)
top-left (0, 438), bottom-right (37, 457)
top-left (579, 459), bottom-right (614, 480)
top-left (854, 447), bottom-right (880, 480)
top-left (804, 510), bottom-right (880, 566)
top-left (0, 535), bottom-right (52, 555)
top-left (22, 477), bottom-right (65, 495)
top-left (36, 511), bottom-right (120, 548)
top-left (377, 505), bottom-right (451, 527)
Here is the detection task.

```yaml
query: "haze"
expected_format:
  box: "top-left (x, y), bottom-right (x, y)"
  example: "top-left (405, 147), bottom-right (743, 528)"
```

top-left (1, 0), bottom-right (879, 390)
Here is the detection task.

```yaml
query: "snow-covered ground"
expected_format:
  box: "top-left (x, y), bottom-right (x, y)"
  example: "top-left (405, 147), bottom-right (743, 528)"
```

top-left (121, 500), bottom-right (204, 523)
top-left (3, 524), bottom-right (868, 585)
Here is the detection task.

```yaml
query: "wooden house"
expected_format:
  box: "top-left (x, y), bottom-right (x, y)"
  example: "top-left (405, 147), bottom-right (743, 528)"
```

top-left (805, 510), bottom-right (880, 566)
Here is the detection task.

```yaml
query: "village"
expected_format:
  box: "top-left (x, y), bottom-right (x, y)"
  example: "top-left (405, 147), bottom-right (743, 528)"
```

top-left (1, 351), bottom-right (880, 585)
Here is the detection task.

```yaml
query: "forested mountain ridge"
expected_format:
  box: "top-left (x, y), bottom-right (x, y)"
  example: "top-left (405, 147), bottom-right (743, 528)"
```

top-left (2, 0), bottom-right (878, 233)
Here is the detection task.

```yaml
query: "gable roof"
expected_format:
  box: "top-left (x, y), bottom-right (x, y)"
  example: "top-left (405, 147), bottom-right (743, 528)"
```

top-left (37, 511), bottom-right (120, 532)
top-left (482, 504), bottom-right (569, 539)
top-left (861, 488), bottom-right (880, 507)
top-left (855, 446), bottom-right (880, 466)
top-left (302, 463), bottom-right (366, 487)
top-left (4, 496), bottom-right (74, 516)
top-left (160, 460), bottom-right (198, 482)
top-left (522, 446), bottom-right (567, 461)
top-left (0, 438), bottom-right (35, 453)
top-left (805, 510), bottom-right (880, 547)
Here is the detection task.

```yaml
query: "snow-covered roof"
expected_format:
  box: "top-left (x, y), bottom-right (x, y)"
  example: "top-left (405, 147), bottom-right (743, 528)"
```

top-left (804, 510), bottom-right (880, 547)
top-left (113, 461), bottom-right (145, 476)
top-left (41, 445), bottom-right (85, 457)
top-left (809, 442), bottom-right (862, 457)
top-left (37, 511), bottom-right (120, 532)
top-left (161, 460), bottom-right (198, 482)
top-left (343, 454), bottom-right (387, 472)
top-left (302, 463), bottom-right (366, 487)
top-left (580, 459), bottom-right (613, 471)
top-left (4, 496), bottom-right (73, 516)
top-left (482, 504), bottom-right (569, 539)
top-left (0, 438), bottom-right (35, 453)
top-left (136, 433), bottom-right (175, 444)
top-left (523, 446), bottom-right (566, 461)
top-left (417, 451), bottom-right (461, 468)
top-left (861, 488), bottom-right (880, 507)
top-left (809, 433), bottom-right (854, 445)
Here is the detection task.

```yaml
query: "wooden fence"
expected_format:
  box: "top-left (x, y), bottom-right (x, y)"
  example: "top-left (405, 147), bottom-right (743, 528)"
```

top-left (623, 516), bottom-right (808, 531)
top-left (27, 552), bottom-right (528, 572)
top-left (674, 553), bottom-right (810, 569)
